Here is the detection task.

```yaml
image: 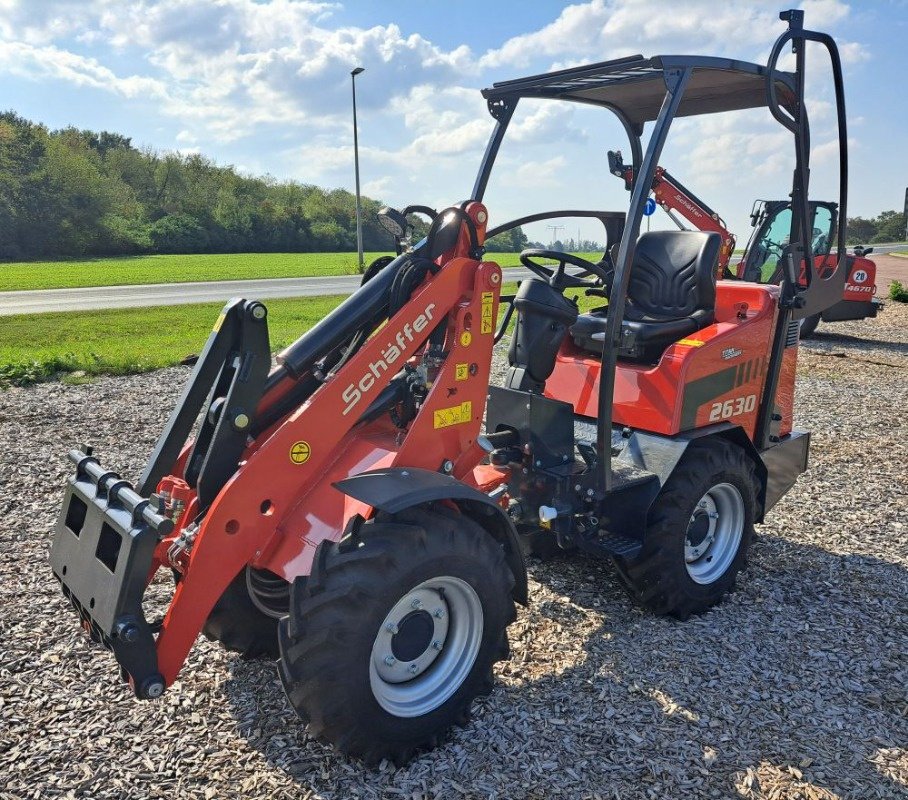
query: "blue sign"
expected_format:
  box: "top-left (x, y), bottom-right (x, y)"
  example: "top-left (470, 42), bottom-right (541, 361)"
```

top-left (643, 197), bottom-right (657, 216)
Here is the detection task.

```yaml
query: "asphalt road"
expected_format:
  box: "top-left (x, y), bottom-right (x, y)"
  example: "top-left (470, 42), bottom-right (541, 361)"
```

top-left (0, 269), bottom-right (536, 316)
top-left (0, 244), bottom-right (904, 316)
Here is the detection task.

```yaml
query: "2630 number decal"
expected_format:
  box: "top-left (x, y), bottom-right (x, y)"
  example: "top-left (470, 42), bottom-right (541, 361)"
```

top-left (708, 394), bottom-right (756, 422)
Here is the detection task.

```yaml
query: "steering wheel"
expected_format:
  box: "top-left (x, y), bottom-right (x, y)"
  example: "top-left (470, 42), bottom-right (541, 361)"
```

top-left (519, 249), bottom-right (611, 290)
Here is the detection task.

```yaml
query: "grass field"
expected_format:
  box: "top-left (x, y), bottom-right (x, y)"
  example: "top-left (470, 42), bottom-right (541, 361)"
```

top-left (0, 251), bottom-right (557, 292)
top-left (1, 252), bottom-right (389, 291)
top-left (0, 280), bottom-right (607, 386)
top-left (0, 295), bottom-right (345, 385)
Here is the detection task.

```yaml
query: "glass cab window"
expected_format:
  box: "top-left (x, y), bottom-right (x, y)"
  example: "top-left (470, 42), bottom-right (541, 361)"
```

top-left (742, 202), bottom-right (836, 283)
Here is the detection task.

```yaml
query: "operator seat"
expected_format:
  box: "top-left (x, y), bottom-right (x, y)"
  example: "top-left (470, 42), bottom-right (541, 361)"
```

top-left (570, 230), bottom-right (721, 363)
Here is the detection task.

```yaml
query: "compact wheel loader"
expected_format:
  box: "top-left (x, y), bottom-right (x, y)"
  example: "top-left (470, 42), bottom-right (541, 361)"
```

top-left (50, 10), bottom-right (849, 765)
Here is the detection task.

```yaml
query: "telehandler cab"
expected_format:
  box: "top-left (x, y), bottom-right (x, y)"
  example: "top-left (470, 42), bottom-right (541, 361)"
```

top-left (51, 10), bottom-right (848, 764)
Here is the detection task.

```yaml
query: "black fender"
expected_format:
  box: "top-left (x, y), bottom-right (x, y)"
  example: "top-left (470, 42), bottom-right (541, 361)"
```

top-left (333, 468), bottom-right (528, 605)
top-left (616, 423), bottom-right (772, 521)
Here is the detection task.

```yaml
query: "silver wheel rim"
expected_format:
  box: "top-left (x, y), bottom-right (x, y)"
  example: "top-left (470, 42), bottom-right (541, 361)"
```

top-left (684, 482), bottom-right (744, 585)
top-left (369, 576), bottom-right (483, 718)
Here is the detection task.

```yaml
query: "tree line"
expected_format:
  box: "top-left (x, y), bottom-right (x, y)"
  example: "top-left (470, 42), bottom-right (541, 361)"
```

top-left (0, 111), bottom-right (404, 261)
top-left (844, 209), bottom-right (906, 245)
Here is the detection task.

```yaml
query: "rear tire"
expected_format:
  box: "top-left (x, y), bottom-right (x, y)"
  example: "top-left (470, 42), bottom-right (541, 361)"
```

top-left (277, 507), bottom-right (516, 765)
top-left (615, 438), bottom-right (757, 619)
top-left (799, 313), bottom-right (820, 337)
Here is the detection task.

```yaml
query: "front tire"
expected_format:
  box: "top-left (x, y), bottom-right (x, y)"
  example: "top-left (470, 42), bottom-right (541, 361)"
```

top-left (799, 313), bottom-right (820, 337)
top-left (277, 507), bottom-right (516, 765)
top-left (615, 439), bottom-right (757, 619)
top-left (201, 568), bottom-right (282, 659)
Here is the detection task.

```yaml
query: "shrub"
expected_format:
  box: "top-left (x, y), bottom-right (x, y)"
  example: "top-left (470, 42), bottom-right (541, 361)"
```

top-left (889, 281), bottom-right (908, 303)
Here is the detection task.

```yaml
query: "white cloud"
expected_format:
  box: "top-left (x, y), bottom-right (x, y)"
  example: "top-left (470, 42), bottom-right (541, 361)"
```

top-left (0, 0), bottom-right (478, 143)
top-left (0, 0), bottom-right (100, 43)
top-left (800, 0), bottom-right (850, 25)
top-left (478, 0), bottom-right (866, 74)
top-left (508, 102), bottom-right (587, 145)
top-left (478, 0), bottom-right (785, 71)
top-left (812, 135), bottom-right (857, 164)
top-left (0, 39), bottom-right (167, 99)
top-left (362, 176), bottom-right (392, 197)
top-left (514, 156), bottom-right (567, 188)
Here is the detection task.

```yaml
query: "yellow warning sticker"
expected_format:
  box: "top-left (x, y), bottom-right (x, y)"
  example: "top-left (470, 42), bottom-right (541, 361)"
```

top-left (433, 401), bottom-right (472, 429)
top-left (676, 338), bottom-right (706, 347)
top-left (212, 312), bottom-right (226, 333)
top-left (289, 441), bottom-right (311, 464)
top-left (455, 363), bottom-right (469, 381)
top-left (480, 291), bottom-right (495, 334)
top-left (460, 331), bottom-right (472, 347)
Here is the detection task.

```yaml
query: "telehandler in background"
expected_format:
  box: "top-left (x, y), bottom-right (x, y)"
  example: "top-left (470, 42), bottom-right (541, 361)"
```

top-left (607, 152), bottom-right (881, 336)
top-left (51, 10), bottom-right (848, 764)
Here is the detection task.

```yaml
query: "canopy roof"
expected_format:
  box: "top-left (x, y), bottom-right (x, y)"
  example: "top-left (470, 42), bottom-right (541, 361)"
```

top-left (482, 55), bottom-right (797, 128)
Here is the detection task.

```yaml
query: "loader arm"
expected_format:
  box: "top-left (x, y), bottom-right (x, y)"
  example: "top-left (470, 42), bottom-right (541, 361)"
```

top-left (608, 150), bottom-right (737, 275)
top-left (51, 202), bottom-right (514, 694)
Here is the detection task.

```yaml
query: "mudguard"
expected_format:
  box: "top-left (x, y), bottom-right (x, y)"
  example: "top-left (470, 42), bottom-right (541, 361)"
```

top-left (617, 423), bottom-right (792, 522)
top-left (334, 467), bottom-right (528, 605)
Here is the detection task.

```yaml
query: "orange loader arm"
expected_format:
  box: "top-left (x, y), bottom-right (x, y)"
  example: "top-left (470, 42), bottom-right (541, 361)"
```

top-left (609, 151), bottom-right (736, 276)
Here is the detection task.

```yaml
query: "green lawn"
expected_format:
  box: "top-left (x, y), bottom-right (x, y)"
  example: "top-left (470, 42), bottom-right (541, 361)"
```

top-left (0, 274), bottom-right (611, 387)
top-left (0, 251), bottom-right (552, 292)
top-left (0, 253), bottom-right (390, 291)
top-left (0, 295), bottom-right (347, 386)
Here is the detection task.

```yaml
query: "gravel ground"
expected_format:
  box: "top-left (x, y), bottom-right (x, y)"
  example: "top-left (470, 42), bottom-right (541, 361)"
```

top-left (1, 305), bottom-right (906, 799)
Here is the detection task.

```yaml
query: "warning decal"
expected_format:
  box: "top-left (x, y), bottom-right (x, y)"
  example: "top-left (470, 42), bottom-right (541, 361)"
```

top-left (480, 291), bottom-right (495, 334)
top-left (433, 401), bottom-right (472, 429)
top-left (455, 363), bottom-right (469, 381)
top-left (289, 441), bottom-right (311, 464)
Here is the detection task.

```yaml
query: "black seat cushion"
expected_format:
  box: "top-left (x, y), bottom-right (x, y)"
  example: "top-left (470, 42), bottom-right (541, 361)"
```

top-left (570, 230), bottom-right (721, 362)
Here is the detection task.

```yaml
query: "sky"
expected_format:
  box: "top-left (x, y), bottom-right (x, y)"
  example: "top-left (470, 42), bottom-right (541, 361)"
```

top-left (0, 0), bottom-right (905, 246)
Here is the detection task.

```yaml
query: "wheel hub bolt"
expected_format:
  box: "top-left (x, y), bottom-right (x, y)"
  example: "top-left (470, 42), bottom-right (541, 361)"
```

top-left (410, 598), bottom-right (422, 609)
top-left (708, 512), bottom-right (719, 520)
top-left (432, 640), bottom-right (443, 651)
top-left (385, 622), bottom-right (398, 634)
top-left (433, 608), bottom-right (445, 619)
top-left (384, 655), bottom-right (396, 666)
top-left (408, 663), bottom-right (419, 674)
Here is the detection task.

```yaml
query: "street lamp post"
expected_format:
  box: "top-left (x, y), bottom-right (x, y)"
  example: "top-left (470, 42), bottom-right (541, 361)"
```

top-left (351, 66), bottom-right (365, 273)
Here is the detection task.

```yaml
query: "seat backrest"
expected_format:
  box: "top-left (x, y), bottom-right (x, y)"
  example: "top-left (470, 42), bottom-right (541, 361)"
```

top-left (625, 231), bottom-right (721, 320)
